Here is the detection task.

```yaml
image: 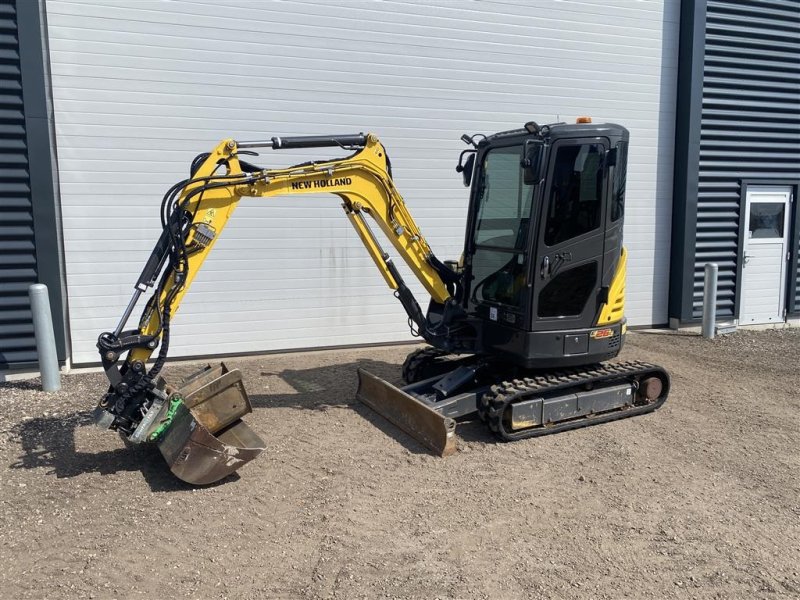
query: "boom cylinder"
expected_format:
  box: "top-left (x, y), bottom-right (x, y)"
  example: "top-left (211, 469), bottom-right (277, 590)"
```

top-left (236, 133), bottom-right (367, 150)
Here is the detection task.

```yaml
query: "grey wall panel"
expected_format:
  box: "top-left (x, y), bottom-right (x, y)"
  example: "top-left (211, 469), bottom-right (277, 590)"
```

top-left (45, 0), bottom-right (679, 363)
top-left (0, 0), bottom-right (37, 368)
top-left (692, 0), bottom-right (800, 319)
top-left (796, 231), bottom-right (800, 313)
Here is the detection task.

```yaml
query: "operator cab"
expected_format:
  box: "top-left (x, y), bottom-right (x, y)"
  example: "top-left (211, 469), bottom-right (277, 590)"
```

top-left (458, 120), bottom-right (629, 368)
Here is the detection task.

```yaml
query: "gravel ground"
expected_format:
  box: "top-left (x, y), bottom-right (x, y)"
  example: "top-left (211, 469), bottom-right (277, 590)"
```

top-left (1, 329), bottom-right (798, 599)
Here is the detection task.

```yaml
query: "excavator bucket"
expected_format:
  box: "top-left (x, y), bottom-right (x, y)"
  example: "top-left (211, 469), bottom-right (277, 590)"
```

top-left (356, 368), bottom-right (456, 456)
top-left (155, 364), bottom-right (266, 485)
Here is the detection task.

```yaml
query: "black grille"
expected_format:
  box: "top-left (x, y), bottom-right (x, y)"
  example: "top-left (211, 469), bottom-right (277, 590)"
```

top-left (607, 333), bottom-right (621, 350)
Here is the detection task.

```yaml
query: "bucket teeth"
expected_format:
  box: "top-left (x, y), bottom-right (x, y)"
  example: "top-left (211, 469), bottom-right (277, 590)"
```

top-left (356, 368), bottom-right (456, 456)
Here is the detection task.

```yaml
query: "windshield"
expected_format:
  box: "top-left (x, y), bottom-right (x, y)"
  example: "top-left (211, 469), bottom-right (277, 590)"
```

top-left (470, 145), bottom-right (533, 309)
top-left (473, 145), bottom-right (533, 250)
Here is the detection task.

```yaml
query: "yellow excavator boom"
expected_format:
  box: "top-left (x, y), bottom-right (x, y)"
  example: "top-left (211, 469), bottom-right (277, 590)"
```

top-left (97, 133), bottom-right (458, 483)
top-left (129, 134), bottom-right (450, 362)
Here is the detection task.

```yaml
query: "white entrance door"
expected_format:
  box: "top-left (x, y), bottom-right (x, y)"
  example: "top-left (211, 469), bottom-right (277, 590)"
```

top-left (740, 186), bottom-right (793, 325)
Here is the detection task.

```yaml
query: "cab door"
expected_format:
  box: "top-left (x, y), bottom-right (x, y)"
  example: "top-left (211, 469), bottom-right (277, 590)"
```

top-left (532, 137), bottom-right (609, 330)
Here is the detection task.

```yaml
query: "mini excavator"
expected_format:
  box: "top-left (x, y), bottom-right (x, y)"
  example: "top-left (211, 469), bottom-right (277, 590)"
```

top-left (94, 120), bottom-right (670, 484)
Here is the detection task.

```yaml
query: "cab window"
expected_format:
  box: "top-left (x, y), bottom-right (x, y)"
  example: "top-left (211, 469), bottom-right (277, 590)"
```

top-left (544, 143), bottom-right (603, 246)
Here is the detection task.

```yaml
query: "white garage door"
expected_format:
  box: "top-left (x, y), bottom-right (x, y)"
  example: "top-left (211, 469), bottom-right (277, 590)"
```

top-left (45, 0), bottom-right (678, 364)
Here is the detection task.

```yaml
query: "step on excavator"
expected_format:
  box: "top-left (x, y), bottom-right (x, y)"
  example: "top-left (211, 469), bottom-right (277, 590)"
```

top-left (94, 119), bottom-right (670, 484)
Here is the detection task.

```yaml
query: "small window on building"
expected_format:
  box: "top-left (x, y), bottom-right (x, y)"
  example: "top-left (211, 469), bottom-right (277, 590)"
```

top-left (544, 144), bottom-right (603, 246)
top-left (749, 202), bottom-right (785, 239)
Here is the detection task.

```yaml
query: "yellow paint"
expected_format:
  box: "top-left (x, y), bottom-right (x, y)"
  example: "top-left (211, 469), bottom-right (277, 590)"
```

top-left (242, 134), bottom-right (450, 303)
top-left (596, 247), bottom-right (626, 326)
top-left (130, 135), bottom-right (451, 363)
top-left (344, 210), bottom-right (398, 289)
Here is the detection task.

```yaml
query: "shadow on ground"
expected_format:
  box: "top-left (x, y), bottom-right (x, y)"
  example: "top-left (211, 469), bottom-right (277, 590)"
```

top-left (250, 357), bottom-right (494, 454)
top-left (251, 357), bottom-right (400, 409)
top-left (9, 358), bottom-right (493, 490)
top-left (7, 407), bottom-right (235, 492)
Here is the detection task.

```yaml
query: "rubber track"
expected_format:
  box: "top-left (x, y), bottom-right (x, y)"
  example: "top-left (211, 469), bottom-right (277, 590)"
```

top-left (478, 360), bottom-right (670, 442)
top-left (401, 347), bottom-right (453, 384)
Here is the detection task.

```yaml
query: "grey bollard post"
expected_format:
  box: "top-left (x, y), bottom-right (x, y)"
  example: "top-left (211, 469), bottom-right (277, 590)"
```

top-left (28, 284), bottom-right (61, 391)
top-left (702, 263), bottom-right (718, 339)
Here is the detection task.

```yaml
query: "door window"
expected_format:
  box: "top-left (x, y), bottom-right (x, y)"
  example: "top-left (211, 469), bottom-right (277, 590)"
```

top-left (537, 261), bottom-right (598, 318)
top-left (471, 250), bottom-right (527, 307)
top-left (544, 143), bottom-right (604, 246)
top-left (749, 203), bottom-right (785, 239)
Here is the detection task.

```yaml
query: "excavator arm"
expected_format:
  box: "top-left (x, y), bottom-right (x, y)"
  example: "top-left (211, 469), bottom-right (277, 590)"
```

top-left (119, 134), bottom-right (453, 366)
top-left (95, 133), bottom-right (462, 483)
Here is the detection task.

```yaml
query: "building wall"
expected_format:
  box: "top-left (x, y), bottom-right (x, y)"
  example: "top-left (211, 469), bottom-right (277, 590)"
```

top-left (670, 0), bottom-right (800, 324)
top-left (44, 0), bottom-right (679, 364)
top-left (0, 0), bottom-right (37, 368)
top-left (0, 0), bottom-right (65, 370)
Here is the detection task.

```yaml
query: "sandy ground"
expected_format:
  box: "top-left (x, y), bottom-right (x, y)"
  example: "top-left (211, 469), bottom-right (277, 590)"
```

top-left (1, 329), bottom-right (798, 600)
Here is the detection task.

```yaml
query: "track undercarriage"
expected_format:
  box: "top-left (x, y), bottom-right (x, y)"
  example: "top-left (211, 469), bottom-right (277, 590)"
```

top-left (357, 346), bottom-right (670, 456)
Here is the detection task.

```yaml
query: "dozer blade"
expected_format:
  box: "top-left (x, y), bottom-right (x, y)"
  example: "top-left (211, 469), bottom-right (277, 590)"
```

top-left (155, 363), bottom-right (266, 485)
top-left (356, 368), bottom-right (456, 456)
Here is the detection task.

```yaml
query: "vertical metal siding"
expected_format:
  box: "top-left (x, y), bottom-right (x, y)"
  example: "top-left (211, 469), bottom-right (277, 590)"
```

top-left (45, 0), bottom-right (679, 363)
top-left (0, 0), bottom-right (37, 367)
top-left (693, 0), bottom-right (800, 318)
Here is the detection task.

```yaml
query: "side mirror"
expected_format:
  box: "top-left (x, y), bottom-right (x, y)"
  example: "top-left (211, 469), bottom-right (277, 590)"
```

top-left (521, 140), bottom-right (544, 185)
top-left (456, 150), bottom-right (476, 187)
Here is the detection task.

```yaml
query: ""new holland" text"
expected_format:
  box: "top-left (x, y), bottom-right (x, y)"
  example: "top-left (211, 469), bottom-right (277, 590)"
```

top-left (290, 177), bottom-right (353, 190)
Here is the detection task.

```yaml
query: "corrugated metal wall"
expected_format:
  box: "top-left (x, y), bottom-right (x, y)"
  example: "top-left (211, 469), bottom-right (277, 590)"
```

top-left (0, 0), bottom-right (37, 368)
top-left (796, 225), bottom-right (800, 313)
top-left (693, 0), bottom-right (800, 318)
top-left (45, 0), bottom-right (679, 364)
